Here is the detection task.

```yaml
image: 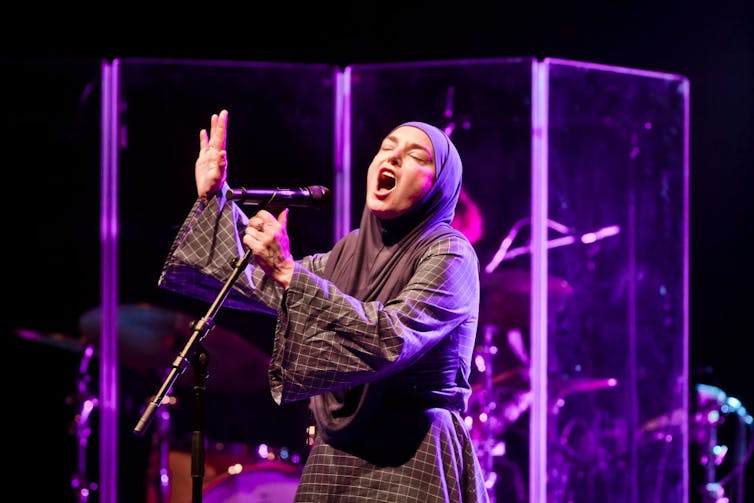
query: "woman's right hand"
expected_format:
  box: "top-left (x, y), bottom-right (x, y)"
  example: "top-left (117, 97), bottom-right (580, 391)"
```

top-left (195, 109), bottom-right (229, 199)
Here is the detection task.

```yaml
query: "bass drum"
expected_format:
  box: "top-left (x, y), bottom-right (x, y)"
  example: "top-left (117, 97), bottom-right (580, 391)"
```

top-left (202, 460), bottom-right (301, 503)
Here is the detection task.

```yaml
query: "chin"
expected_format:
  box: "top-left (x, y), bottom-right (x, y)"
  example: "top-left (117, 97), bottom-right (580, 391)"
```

top-left (367, 200), bottom-right (393, 220)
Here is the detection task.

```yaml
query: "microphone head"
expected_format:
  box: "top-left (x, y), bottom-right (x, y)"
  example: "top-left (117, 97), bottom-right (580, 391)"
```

top-left (307, 185), bottom-right (332, 205)
top-left (225, 185), bottom-right (332, 208)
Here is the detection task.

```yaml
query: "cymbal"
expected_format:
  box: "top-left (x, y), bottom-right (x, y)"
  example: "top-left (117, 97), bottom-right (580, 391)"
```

top-left (184, 320), bottom-right (271, 393)
top-left (14, 328), bottom-right (90, 354)
top-left (479, 268), bottom-right (574, 329)
top-left (78, 303), bottom-right (270, 392)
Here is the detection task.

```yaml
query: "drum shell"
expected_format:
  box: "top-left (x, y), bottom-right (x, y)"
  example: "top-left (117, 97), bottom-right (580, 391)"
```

top-left (201, 460), bottom-right (301, 503)
top-left (168, 443), bottom-right (301, 503)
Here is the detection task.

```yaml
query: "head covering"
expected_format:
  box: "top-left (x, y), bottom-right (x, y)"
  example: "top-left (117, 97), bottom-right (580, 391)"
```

top-left (323, 121), bottom-right (464, 301)
top-left (313, 121), bottom-right (465, 449)
top-left (377, 121), bottom-right (463, 237)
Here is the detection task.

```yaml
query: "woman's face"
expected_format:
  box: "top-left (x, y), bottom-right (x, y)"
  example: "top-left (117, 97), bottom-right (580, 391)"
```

top-left (366, 125), bottom-right (436, 220)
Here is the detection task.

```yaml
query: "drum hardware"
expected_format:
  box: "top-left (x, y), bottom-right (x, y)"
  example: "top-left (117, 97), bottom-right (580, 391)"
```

top-left (466, 323), bottom-right (509, 502)
top-left (694, 383), bottom-right (753, 503)
top-left (544, 377), bottom-right (621, 503)
top-left (467, 356), bottom-right (529, 502)
top-left (478, 324), bottom-right (499, 470)
top-left (67, 342), bottom-right (99, 502)
top-left (12, 327), bottom-right (100, 500)
top-left (484, 217), bottom-right (619, 274)
top-left (145, 394), bottom-right (178, 503)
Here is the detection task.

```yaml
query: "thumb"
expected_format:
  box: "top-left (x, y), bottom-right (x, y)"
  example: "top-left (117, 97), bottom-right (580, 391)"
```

top-left (278, 208), bottom-right (289, 229)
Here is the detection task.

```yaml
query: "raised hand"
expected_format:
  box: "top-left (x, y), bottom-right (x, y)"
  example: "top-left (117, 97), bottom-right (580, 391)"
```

top-left (195, 109), bottom-right (229, 199)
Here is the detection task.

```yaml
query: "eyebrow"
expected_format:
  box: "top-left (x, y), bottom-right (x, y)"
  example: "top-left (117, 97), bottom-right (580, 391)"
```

top-left (384, 135), bottom-right (433, 158)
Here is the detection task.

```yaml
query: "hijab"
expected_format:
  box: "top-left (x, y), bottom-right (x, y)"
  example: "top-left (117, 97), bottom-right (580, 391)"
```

top-left (324, 121), bottom-right (463, 299)
top-left (311, 121), bottom-right (464, 449)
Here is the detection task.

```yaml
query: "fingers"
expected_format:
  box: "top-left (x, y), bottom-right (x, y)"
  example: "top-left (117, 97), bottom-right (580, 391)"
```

top-left (209, 110), bottom-right (228, 150)
top-left (200, 110), bottom-right (228, 154)
top-left (251, 210), bottom-right (276, 230)
top-left (278, 208), bottom-right (289, 229)
top-left (199, 128), bottom-right (208, 150)
top-left (245, 215), bottom-right (265, 237)
top-left (243, 215), bottom-right (269, 258)
top-left (244, 209), bottom-right (293, 286)
top-left (243, 219), bottom-right (263, 244)
top-left (246, 209), bottom-right (287, 237)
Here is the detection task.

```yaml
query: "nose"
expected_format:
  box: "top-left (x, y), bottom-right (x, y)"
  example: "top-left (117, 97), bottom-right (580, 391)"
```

top-left (388, 151), bottom-right (401, 166)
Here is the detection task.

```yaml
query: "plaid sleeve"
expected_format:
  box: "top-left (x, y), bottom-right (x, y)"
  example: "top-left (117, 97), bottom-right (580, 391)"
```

top-left (158, 194), bottom-right (328, 314)
top-left (269, 235), bottom-right (479, 405)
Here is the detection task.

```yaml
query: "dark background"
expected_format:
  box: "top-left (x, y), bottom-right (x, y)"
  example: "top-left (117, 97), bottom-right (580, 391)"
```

top-left (4, 1), bottom-right (752, 502)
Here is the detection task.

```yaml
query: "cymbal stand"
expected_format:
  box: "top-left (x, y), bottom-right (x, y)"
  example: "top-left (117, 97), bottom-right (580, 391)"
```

top-left (477, 323), bottom-right (500, 502)
top-left (68, 343), bottom-right (98, 502)
top-left (145, 394), bottom-right (177, 503)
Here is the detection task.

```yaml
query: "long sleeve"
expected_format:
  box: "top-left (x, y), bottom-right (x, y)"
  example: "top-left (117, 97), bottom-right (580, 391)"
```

top-left (269, 234), bottom-right (479, 407)
top-left (158, 194), bottom-right (479, 411)
top-left (158, 193), bottom-right (301, 314)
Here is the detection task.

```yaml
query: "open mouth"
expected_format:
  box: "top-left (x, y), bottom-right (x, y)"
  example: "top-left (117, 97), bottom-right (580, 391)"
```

top-left (377, 171), bottom-right (396, 192)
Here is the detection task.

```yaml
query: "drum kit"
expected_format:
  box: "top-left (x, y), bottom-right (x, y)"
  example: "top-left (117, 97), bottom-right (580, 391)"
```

top-left (16, 267), bottom-right (577, 503)
top-left (16, 267), bottom-right (626, 503)
top-left (15, 302), bottom-right (304, 503)
top-left (464, 267), bottom-right (579, 502)
top-left (17, 272), bottom-right (654, 503)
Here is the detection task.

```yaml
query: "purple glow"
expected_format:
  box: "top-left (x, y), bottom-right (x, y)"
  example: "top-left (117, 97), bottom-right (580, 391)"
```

top-left (545, 57), bottom-right (687, 82)
top-left (529, 59), bottom-right (549, 503)
top-left (99, 59), bottom-right (120, 503)
top-left (682, 76), bottom-right (691, 502)
top-left (335, 68), bottom-right (351, 241)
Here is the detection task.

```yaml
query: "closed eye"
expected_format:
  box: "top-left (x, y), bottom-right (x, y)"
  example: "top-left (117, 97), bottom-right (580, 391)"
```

top-left (380, 139), bottom-right (397, 151)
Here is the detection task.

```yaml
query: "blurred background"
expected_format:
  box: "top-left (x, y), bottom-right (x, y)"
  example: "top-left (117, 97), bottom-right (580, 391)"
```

top-left (3, 2), bottom-right (752, 502)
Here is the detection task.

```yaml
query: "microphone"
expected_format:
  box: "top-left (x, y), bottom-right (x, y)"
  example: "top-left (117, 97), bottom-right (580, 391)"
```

top-left (225, 185), bottom-right (332, 208)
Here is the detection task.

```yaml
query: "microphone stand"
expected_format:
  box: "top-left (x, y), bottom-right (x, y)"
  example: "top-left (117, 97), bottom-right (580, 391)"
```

top-left (134, 245), bottom-right (255, 503)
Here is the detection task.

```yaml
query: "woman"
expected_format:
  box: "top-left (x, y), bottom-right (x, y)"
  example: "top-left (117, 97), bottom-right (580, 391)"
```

top-left (159, 110), bottom-right (489, 502)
